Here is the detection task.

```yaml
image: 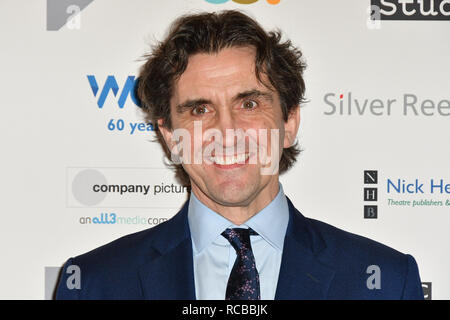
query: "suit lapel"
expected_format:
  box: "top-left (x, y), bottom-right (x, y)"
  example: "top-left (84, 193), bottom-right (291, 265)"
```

top-left (138, 201), bottom-right (196, 300)
top-left (138, 196), bottom-right (335, 300)
top-left (275, 198), bottom-right (335, 300)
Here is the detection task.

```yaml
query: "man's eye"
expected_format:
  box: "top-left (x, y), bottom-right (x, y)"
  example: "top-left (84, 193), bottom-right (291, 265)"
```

top-left (192, 105), bottom-right (209, 115)
top-left (241, 100), bottom-right (258, 110)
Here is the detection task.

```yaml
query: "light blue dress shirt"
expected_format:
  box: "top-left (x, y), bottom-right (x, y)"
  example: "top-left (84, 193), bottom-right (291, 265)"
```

top-left (187, 184), bottom-right (289, 300)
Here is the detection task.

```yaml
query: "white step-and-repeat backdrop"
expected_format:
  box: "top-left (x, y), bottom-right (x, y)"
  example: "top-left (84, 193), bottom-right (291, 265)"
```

top-left (0, 0), bottom-right (448, 299)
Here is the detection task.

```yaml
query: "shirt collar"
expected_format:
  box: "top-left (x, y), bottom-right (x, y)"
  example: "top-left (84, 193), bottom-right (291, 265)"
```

top-left (188, 183), bottom-right (289, 254)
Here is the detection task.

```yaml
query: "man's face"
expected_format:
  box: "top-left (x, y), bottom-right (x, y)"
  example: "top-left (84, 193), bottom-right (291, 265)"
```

top-left (159, 46), bottom-right (299, 209)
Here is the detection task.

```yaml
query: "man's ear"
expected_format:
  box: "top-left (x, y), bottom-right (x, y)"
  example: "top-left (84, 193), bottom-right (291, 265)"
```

top-left (157, 118), bottom-right (174, 150)
top-left (283, 105), bottom-right (300, 148)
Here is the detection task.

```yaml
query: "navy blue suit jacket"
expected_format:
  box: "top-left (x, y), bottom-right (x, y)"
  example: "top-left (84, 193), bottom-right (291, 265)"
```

top-left (56, 197), bottom-right (424, 299)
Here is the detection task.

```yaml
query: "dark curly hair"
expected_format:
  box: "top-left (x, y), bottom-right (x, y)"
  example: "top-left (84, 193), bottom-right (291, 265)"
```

top-left (137, 10), bottom-right (306, 187)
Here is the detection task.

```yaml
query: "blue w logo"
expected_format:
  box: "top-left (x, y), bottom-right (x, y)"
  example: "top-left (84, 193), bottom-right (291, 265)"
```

top-left (87, 75), bottom-right (141, 108)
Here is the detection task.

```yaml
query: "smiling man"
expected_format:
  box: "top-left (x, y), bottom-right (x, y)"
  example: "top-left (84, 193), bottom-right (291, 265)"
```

top-left (160, 45), bottom-right (295, 226)
top-left (56, 10), bottom-right (424, 300)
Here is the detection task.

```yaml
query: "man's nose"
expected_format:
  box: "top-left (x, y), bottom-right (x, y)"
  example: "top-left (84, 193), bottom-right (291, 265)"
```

top-left (215, 108), bottom-right (238, 147)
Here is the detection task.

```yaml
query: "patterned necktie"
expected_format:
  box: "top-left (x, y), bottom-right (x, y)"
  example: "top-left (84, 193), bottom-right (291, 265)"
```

top-left (221, 227), bottom-right (260, 300)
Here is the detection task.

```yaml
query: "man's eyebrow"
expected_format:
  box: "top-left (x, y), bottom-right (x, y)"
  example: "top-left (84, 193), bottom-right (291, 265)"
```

top-left (232, 89), bottom-right (274, 103)
top-left (175, 98), bottom-right (212, 113)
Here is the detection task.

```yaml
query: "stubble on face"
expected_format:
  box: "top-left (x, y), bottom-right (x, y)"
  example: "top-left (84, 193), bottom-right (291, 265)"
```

top-left (163, 46), bottom-right (288, 224)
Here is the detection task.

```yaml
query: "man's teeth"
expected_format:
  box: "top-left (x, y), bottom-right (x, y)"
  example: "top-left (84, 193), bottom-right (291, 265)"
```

top-left (213, 154), bottom-right (249, 165)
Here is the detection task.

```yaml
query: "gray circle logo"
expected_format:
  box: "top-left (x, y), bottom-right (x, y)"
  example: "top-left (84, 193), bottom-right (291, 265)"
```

top-left (71, 169), bottom-right (108, 206)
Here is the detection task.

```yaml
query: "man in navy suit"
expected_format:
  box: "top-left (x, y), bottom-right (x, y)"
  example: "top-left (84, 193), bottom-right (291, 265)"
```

top-left (56, 10), bottom-right (423, 300)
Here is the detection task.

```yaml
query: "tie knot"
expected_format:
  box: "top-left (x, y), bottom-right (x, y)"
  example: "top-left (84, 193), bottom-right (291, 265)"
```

top-left (221, 228), bottom-right (258, 252)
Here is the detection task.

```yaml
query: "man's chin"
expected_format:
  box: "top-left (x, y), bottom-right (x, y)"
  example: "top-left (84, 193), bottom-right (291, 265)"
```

top-left (206, 182), bottom-right (257, 207)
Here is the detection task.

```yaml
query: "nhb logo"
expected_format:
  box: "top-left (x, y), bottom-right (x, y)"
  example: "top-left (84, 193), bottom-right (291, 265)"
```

top-left (205, 0), bottom-right (280, 4)
top-left (364, 170), bottom-right (379, 219)
top-left (87, 75), bottom-right (140, 108)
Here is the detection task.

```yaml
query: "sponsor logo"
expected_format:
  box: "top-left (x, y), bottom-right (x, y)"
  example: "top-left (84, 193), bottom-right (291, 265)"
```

top-left (323, 92), bottom-right (450, 117)
top-left (370, 0), bottom-right (450, 21)
top-left (387, 178), bottom-right (450, 207)
top-left (364, 171), bottom-right (379, 219)
top-left (87, 75), bottom-right (140, 108)
top-left (78, 214), bottom-right (168, 225)
top-left (67, 168), bottom-right (189, 208)
top-left (47, 0), bottom-right (94, 31)
top-left (86, 75), bottom-right (154, 135)
top-left (387, 178), bottom-right (450, 194)
top-left (362, 170), bottom-right (449, 209)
